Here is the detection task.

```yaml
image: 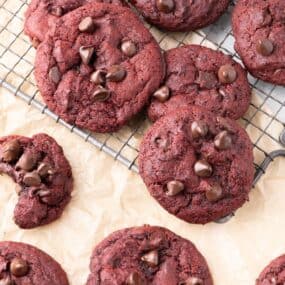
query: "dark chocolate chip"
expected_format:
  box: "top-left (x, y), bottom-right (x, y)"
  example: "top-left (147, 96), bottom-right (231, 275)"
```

top-left (141, 250), bottom-right (159, 267)
top-left (79, 17), bottom-right (95, 33)
top-left (191, 121), bottom-right (208, 139)
top-left (197, 71), bottom-right (217, 89)
top-left (194, 160), bottom-right (213, 177)
top-left (214, 130), bottom-right (232, 150)
top-left (92, 86), bottom-right (111, 102)
top-left (218, 65), bottom-right (237, 84)
top-left (156, 0), bottom-right (174, 13)
top-left (10, 258), bottom-right (29, 277)
top-left (121, 41), bottom-right (137, 57)
top-left (106, 65), bottom-right (126, 82)
top-left (49, 66), bottom-right (61, 84)
top-left (0, 277), bottom-right (14, 285)
top-left (37, 163), bottom-right (53, 177)
top-left (1, 140), bottom-right (21, 162)
top-left (50, 6), bottom-right (63, 16)
top-left (205, 183), bottom-right (223, 202)
top-left (90, 70), bottom-right (106, 85)
top-left (166, 180), bottom-right (184, 196)
top-left (23, 172), bottom-right (41, 186)
top-left (256, 39), bottom-right (274, 56)
top-left (79, 46), bottom-right (95, 65)
top-left (183, 277), bottom-right (204, 285)
top-left (16, 152), bottom-right (37, 171)
top-left (126, 272), bottom-right (144, 285)
top-left (153, 86), bottom-right (170, 102)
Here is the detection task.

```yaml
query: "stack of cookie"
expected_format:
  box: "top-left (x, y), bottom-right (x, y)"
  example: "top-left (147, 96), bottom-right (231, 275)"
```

top-left (0, 0), bottom-right (283, 284)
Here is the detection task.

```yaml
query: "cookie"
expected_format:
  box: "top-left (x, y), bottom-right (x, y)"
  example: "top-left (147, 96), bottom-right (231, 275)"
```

top-left (35, 3), bottom-right (165, 133)
top-left (129, 0), bottom-right (229, 31)
top-left (232, 0), bottom-right (285, 86)
top-left (256, 255), bottom-right (285, 285)
top-left (0, 133), bottom-right (73, 229)
top-left (139, 106), bottom-right (254, 224)
top-left (0, 241), bottom-right (69, 284)
top-left (86, 225), bottom-right (213, 284)
top-left (148, 45), bottom-right (251, 122)
top-left (24, 0), bottom-right (124, 46)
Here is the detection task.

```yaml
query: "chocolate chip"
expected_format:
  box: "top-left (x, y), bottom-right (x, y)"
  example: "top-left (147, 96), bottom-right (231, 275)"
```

top-left (156, 0), bottom-right (174, 13)
top-left (1, 140), bottom-right (21, 162)
top-left (50, 6), bottom-right (63, 16)
top-left (106, 65), bottom-right (126, 82)
top-left (16, 152), bottom-right (37, 171)
top-left (218, 65), bottom-right (237, 84)
top-left (183, 277), bottom-right (204, 285)
top-left (92, 86), bottom-right (111, 102)
top-left (166, 180), bottom-right (184, 196)
top-left (126, 272), bottom-right (144, 285)
top-left (141, 250), bottom-right (159, 267)
top-left (32, 38), bottom-right (40, 49)
top-left (153, 86), bottom-right (170, 102)
top-left (197, 71), bottom-right (217, 89)
top-left (194, 160), bottom-right (213, 177)
top-left (191, 121), bottom-right (208, 139)
top-left (37, 189), bottom-right (51, 203)
top-left (79, 46), bottom-right (95, 65)
top-left (216, 117), bottom-right (235, 133)
top-left (23, 172), bottom-right (41, 186)
top-left (256, 39), bottom-right (274, 56)
top-left (10, 258), bottom-right (29, 277)
top-left (90, 70), bottom-right (106, 85)
top-left (205, 183), bottom-right (223, 202)
top-left (214, 130), bottom-right (232, 150)
top-left (37, 162), bottom-right (53, 177)
top-left (79, 17), bottom-right (95, 33)
top-left (0, 277), bottom-right (14, 285)
top-left (49, 66), bottom-right (61, 84)
top-left (154, 137), bottom-right (169, 149)
top-left (121, 41), bottom-right (137, 57)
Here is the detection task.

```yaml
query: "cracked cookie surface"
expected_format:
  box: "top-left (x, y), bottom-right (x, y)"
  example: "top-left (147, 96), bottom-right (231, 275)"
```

top-left (35, 3), bottom-right (165, 133)
top-left (129, 0), bottom-right (229, 31)
top-left (0, 241), bottom-right (69, 285)
top-left (139, 106), bottom-right (254, 224)
top-left (232, 0), bottom-right (285, 86)
top-left (24, 0), bottom-right (124, 45)
top-left (86, 225), bottom-right (213, 285)
top-left (148, 45), bottom-right (251, 122)
top-left (0, 134), bottom-right (73, 229)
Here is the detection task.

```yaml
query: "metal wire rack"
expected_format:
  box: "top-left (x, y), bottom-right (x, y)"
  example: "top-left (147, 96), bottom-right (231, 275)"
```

top-left (1, 0), bottom-right (285, 194)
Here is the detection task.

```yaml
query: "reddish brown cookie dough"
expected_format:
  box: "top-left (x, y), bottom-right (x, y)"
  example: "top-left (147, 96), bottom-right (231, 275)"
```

top-left (35, 3), bottom-right (165, 133)
top-left (256, 255), bottom-right (285, 285)
top-left (86, 225), bottom-right (213, 285)
top-left (0, 241), bottom-right (69, 285)
top-left (129, 0), bottom-right (229, 31)
top-left (0, 134), bottom-right (73, 229)
top-left (139, 106), bottom-right (254, 224)
top-left (232, 0), bottom-right (285, 86)
top-left (24, 0), bottom-right (124, 45)
top-left (148, 45), bottom-right (252, 122)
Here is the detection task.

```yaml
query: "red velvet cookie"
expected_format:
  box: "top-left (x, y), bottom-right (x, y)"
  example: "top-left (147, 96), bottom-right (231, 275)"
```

top-left (35, 3), bottom-right (165, 133)
top-left (86, 225), bottom-right (213, 285)
top-left (24, 0), bottom-right (124, 46)
top-left (232, 0), bottom-right (285, 86)
top-left (0, 241), bottom-right (69, 285)
top-left (148, 45), bottom-right (251, 122)
top-left (139, 106), bottom-right (254, 224)
top-left (129, 0), bottom-right (229, 31)
top-left (256, 255), bottom-right (285, 285)
top-left (0, 134), bottom-right (73, 229)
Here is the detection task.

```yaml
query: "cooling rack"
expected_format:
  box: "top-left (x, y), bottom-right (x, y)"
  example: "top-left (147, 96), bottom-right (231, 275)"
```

top-left (1, 0), bottom-right (285, 199)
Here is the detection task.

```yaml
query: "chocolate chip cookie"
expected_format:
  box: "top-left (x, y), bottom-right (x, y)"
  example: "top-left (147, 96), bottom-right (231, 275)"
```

top-left (129, 0), bottom-right (229, 31)
top-left (256, 254), bottom-right (285, 285)
top-left (139, 106), bottom-right (254, 224)
top-left (232, 0), bottom-right (285, 86)
top-left (35, 3), bottom-right (165, 133)
top-left (0, 241), bottom-right (69, 284)
top-left (24, 0), bottom-right (124, 46)
top-left (0, 134), bottom-right (73, 229)
top-left (86, 225), bottom-right (213, 284)
top-left (148, 45), bottom-right (251, 122)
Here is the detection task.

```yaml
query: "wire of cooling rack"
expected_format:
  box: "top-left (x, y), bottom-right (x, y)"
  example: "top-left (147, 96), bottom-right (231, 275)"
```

top-left (0, 0), bottom-right (285, 189)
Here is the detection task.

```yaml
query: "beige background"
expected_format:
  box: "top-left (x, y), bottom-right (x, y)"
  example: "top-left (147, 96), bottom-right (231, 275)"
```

top-left (0, 87), bottom-right (285, 285)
